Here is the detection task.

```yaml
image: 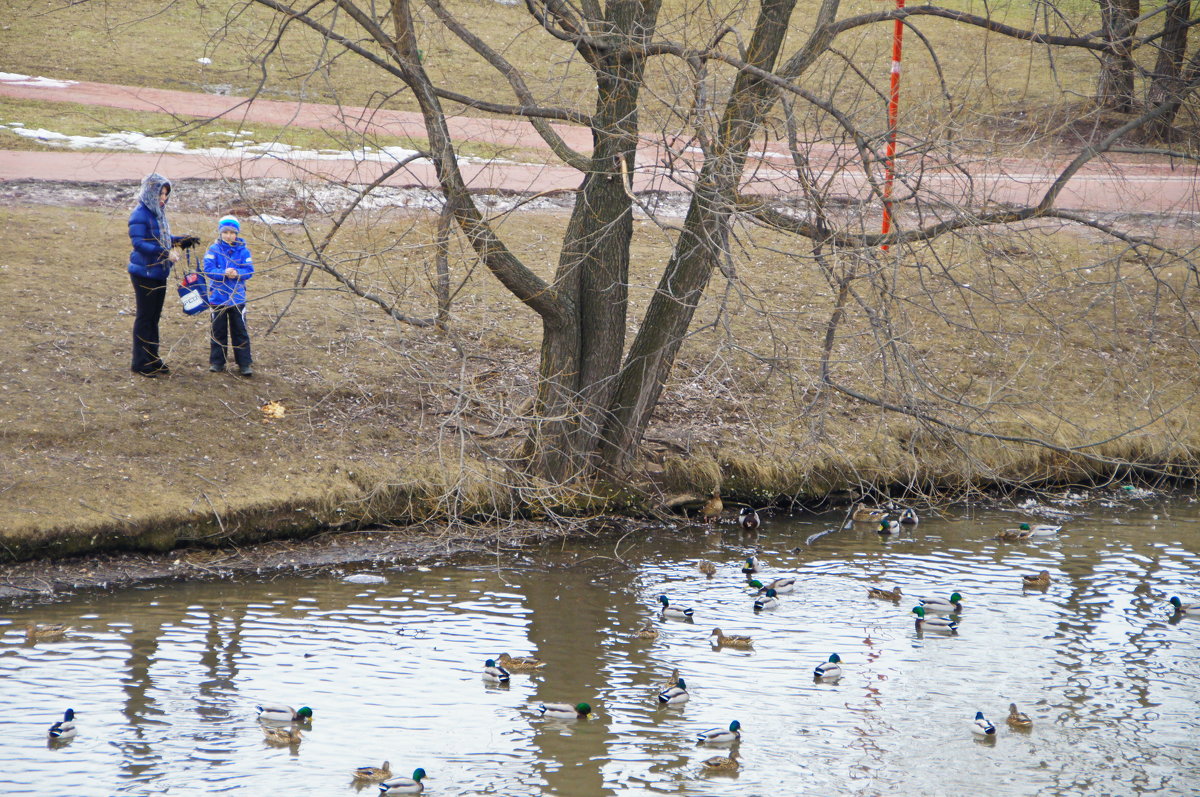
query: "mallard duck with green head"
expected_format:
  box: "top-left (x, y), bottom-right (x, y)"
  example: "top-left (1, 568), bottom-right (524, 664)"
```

top-left (971, 711), bottom-right (996, 736)
top-left (696, 720), bottom-right (742, 745)
top-left (749, 577), bottom-right (796, 594)
top-left (378, 768), bottom-right (428, 794)
top-left (813, 653), bottom-right (842, 680)
top-left (481, 659), bottom-right (511, 684)
top-left (1019, 522), bottom-right (1061, 537)
top-left (919, 592), bottom-right (963, 614)
top-left (912, 606), bottom-right (958, 633)
top-left (899, 507), bottom-right (919, 525)
top-left (48, 708), bottom-right (77, 740)
top-left (658, 678), bottom-right (690, 705)
top-left (753, 588), bottom-right (780, 611)
top-left (740, 556), bottom-right (759, 575)
top-left (1169, 596), bottom-right (1200, 615)
top-left (257, 704), bottom-right (313, 722)
top-left (658, 595), bottom-right (695, 621)
top-left (878, 518), bottom-right (900, 534)
top-left (710, 628), bottom-right (753, 649)
top-left (538, 702), bottom-right (592, 720)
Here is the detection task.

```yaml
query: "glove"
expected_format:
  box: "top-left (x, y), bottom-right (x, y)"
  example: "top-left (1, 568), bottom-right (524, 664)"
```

top-left (178, 235), bottom-right (202, 250)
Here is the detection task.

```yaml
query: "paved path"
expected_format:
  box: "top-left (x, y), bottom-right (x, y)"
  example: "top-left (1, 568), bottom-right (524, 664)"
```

top-left (1, 74), bottom-right (1197, 216)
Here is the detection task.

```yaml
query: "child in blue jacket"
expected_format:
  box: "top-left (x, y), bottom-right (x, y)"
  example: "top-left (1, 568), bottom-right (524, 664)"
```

top-left (202, 215), bottom-right (255, 376)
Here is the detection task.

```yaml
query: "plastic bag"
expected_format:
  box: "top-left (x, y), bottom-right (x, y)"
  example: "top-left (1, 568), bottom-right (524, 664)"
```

top-left (177, 271), bottom-right (209, 315)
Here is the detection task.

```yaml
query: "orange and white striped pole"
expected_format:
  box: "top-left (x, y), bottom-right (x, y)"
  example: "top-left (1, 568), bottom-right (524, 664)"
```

top-left (880, 0), bottom-right (905, 251)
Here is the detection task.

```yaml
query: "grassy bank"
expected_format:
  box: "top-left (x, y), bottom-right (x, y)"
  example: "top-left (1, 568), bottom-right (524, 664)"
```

top-left (3, 193), bottom-right (1199, 562)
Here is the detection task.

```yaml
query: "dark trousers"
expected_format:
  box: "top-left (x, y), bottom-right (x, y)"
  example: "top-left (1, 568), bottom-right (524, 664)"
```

top-left (210, 305), bottom-right (252, 368)
top-left (130, 274), bottom-right (168, 373)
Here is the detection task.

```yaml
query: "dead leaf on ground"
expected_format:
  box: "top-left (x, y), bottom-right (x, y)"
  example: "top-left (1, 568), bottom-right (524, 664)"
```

top-left (260, 401), bottom-right (286, 422)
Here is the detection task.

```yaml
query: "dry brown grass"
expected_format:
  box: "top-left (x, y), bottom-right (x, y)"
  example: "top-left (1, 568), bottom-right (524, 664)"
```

top-left (3, 190), bottom-right (1198, 559)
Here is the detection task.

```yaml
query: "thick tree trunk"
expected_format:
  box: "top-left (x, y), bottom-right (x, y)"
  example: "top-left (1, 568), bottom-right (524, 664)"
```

top-left (1143, 0), bottom-right (1191, 140)
top-left (1097, 0), bottom-right (1140, 112)
top-left (597, 0), bottom-right (800, 471)
top-left (527, 0), bottom-right (660, 481)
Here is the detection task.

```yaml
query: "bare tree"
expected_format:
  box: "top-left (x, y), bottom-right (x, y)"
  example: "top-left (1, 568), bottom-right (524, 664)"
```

top-left (1097, 0), bottom-right (1140, 112)
top-left (211, 0), bottom-right (1199, 491)
top-left (1144, 0), bottom-right (1192, 138)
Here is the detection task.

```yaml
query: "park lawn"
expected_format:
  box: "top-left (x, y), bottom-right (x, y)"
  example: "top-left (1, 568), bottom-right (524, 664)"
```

top-left (2, 193), bottom-right (1198, 559)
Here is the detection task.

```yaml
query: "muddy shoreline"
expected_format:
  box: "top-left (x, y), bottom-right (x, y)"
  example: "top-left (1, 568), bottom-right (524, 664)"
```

top-left (0, 517), bottom-right (650, 602)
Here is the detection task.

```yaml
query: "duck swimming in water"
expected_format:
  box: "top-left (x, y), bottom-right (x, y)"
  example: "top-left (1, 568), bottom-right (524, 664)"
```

top-left (1006, 703), bottom-right (1033, 730)
top-left (971, 711), bottom-right (996, 736)
top-left (696, 720), bottom-right (742, 745)
top-left (813, 653), bottom-right (842, 680)
top-left (378, 768), bottom-right (428, 794)
top-left (48, 708), bottom-right (77, 740)
top-left (912, 606), bottom-right (959, 633)
top-left (658, 595), bottom-right (695, 620)
top-left (739, 507), bottom-right (761, 530)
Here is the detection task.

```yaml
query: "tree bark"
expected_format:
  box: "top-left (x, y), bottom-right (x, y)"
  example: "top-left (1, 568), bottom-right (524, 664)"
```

top-left (597, 0), bottom-right (800, 471)
top-left (1096, 0), bottom-right (1140, 112)
top-left (527, 0), bottom-right (661, 480)
top-left (1143, 0), bottom-right (1191, 140)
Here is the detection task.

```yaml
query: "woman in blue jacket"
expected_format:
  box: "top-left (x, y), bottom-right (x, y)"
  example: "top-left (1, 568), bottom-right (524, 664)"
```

top-left (202, 216), bottom-right (255, 376)
top-left (127, 173), bottom-right (198, 377)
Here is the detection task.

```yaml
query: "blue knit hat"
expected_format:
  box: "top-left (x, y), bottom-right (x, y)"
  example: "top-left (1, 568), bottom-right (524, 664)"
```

top-left (218, 215), bottom-right (240, 233)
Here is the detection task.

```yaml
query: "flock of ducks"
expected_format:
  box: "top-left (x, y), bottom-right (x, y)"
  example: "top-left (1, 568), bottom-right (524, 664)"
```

top-left (679, 500), bottom-right (1199, 747)
top-left (28, 498), bottom-right (1200, 788)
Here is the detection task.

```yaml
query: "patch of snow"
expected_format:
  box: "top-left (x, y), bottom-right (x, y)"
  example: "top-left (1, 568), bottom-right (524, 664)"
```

top-left (257, 214), bottom-right (303, 225)
top-left (0, 72), bottom-right (77, 89)
top-left (0, 122), bottom-right (437, 163)
top-left (197, 57), bottom-right (212, 65)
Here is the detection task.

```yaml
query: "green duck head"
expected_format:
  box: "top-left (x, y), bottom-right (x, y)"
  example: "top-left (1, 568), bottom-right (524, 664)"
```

top-left (748, 579), bottom-right (764, 589)
top-left (575, 703), bottom-right (592, 716)
top-left (729, 720), bottom-right (742, 732)
top-left (1170, 596), bottom-right (1183, 609)
top-left (296, 706), bottom-right (313, 719)
top-left (949, 592), bottom-right (963, 604)
top-left (828, 653), bottom-right (841, 663)
top-left (911, 606), bottom-right (926, 618)
top-left (1019, 523), bottom-right (1031, 530)
top-left (657, 594), bottom-right (669, 607)
top-left (675, 678), bottom-right (687, 689)
top-left (411, 768), bottom-right (427, 782)
top-left (485, 659), bottom-right (497, 667)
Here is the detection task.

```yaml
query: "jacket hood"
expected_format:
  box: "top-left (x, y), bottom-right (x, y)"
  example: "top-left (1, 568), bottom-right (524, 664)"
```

top-left (135, 173), bottom-right (173, 250)
top-left (137, 173), bottom-right (171, 209)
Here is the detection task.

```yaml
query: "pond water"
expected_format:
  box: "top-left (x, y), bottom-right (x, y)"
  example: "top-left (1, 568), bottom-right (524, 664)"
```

top-left (2, 493), bottom-right (1199, 796)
